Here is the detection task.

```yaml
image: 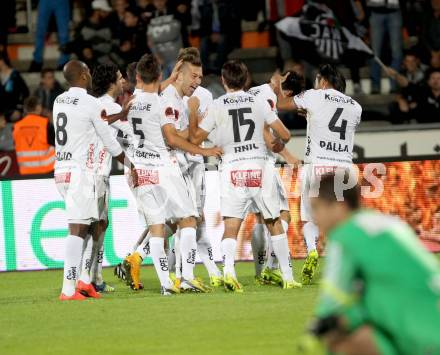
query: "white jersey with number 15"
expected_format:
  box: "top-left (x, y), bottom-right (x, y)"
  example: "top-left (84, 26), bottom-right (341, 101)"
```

top-left (293, 88), bottom-right (362, 165)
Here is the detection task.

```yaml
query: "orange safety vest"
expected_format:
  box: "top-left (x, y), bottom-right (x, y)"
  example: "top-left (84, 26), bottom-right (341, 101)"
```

top-left (12, 114), bottom-right (55, 175)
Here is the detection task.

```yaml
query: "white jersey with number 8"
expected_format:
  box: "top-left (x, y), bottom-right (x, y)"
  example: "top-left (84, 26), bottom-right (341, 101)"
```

top-left (293, 88), bottom-right (361, 165)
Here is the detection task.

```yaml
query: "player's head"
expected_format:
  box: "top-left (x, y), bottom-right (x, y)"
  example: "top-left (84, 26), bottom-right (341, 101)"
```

top-left (92, 63), bottom-right (125, 98)
top-left (63, 60), bottom-right (92, 90)
top-left (24, 96), bottom-right (43, 115)
top-left (136, 54), bottom-right (162, 87)
top-left (175, 47), bottom-right (203, 97)
top-left (314, 64), bottom-right (346, 93)
top-left (427, 67), bottom-right (440, 91)
top-left (310, 171), bottom-right (361, 234)
top-left (221, 60), bottom-right (248, 92)
top-left (280, 70), bottom-right (305, 97)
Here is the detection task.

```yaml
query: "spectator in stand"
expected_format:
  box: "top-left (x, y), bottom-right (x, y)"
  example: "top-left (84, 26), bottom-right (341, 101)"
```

top-left (119, 7), bottom-right (149, 65)
top-left (199, 0), bottom-right (242, 74)
top-left (66, 0), bottom-right (123, 69)
top-left (367, 0), bottom-right (403, 94)
top-left (385, 50), bottom-right (428, 88)
top-left (147, 0), bottom-right (183, 78)
top-left (137, 0), bottom-right (156, 25)
top-left (390, 68), bottom-right (440, 124)
top-left (12, 96), bottom-right (55, 175)
top-left (0, 52), bottom-right (29, 122)
top-left (422, 0), bottom-right (440, 69)
top-left (34, 69), bottom-right (64, 120)
top-left (0, 115), bottom-right (14, 152)
top-left (29, 0), bottom-right (71, 72)
top-left (107, 0), bottom-right (130, 38)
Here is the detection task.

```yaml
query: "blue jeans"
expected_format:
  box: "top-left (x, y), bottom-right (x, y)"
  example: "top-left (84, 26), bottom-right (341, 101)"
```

top-left (33, 0), bottom-right (70, 66)
top-left (369, 10), bottom-right (403, 91)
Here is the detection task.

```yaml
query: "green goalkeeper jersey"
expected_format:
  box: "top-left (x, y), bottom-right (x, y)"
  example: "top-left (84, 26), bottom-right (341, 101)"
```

top-left (316, 209), bottom-right (440, 355)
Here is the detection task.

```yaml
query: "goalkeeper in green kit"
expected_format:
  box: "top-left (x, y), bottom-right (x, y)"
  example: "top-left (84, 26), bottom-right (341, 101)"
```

top-left (300, 171), bottom-right (440, 355)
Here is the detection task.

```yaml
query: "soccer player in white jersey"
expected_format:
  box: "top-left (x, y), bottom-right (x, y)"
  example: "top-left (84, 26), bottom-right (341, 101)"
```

top-left (188, 60), bottom-right (301, 292)
top-left (276, 64), bottom-right (362, 285)
top-left (53, 60), bottom-right (135, 301)
top-left (76, 63), bottom-right (134, 293)
top-left (160, 48), bottom-right (223, 288)
top-left (247, 71), bottom-right (304, 286)
top-left (120, 54), bottom-right (222, 294)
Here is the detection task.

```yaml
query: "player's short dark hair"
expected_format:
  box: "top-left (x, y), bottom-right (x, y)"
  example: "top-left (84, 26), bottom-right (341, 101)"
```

top-left (318, 64), bottom-right (346, 93)
top-left (317, 172), bottom-right (361, 210)
top-left (221, 60), bottom-right (248, 90)
top-left (126, 62), bottom-right (138, 87)
top-left (92, 63), bottom-right (119, 97)
top-left (40, 68), bottom-right (55, 77)
top-left (136, 54), bottom-right (161, 84)
top-left (281, 71), bottom-right (305, 97)
top-left (24, 96), bottom-right (41, 113)
top-left (177, 47), bottom-right (202, 67)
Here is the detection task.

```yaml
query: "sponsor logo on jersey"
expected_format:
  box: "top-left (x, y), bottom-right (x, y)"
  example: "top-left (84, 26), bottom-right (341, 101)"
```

top-left (223, 96), bottom-right (254, 105)
top-left (135, 150), bottom-right (160, 159)
top-left (56, 151), bottom-right (72, 161)
top-left (305, 136), bottom-right (311, 156)
top-left (54, 172), bottom-right (71, 184)
top-left (131, 102), bottom-right (152, 111)
top-left (320, 140), bottom-right (349, 153)
top-left (165, 107), bottom-right (177, 121)
top-left (324, 93), bottom-right (356, 105)
top-left (230, 169), bottom-right (262, 187)
top-left (136, 169), bottom-right (160, 186)
top-left (55, 96), bottom-right (79, 105)
top-left (234, 143), bottom-right (259, 153)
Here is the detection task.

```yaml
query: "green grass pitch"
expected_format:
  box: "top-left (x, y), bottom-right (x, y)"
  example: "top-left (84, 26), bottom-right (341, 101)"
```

top-left (0, 261), bottom-right (320, 355)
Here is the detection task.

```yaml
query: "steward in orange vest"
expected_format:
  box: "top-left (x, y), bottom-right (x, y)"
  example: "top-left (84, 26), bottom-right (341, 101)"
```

top-left (12, 96), bottom-right (55, 175)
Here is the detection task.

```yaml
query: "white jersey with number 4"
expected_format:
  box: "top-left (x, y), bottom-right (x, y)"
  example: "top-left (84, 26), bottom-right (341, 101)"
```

top-left (53, 87), bottom-right (123, 172)
top-left (293, 88), bottom-right (361, 165)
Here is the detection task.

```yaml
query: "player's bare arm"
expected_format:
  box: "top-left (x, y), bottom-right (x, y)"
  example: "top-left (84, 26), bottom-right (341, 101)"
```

top-left (162, 123), bottom-right (222, 157)
top-left (187, 96), bottom-right (209, 145)
top-left (268, 119), bottom-right (291, 143)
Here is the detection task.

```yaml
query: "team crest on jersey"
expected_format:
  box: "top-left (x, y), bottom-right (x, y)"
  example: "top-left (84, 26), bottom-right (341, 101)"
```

top-left (230, 169), bottom-right (262, 187)
top-left (165, 107), bottom-right (177, 121)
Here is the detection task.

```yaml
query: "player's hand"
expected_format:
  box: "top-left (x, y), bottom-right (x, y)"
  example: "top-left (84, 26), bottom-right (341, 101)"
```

top-left (384, 66), bottom-right (398, 79)
top-left (271, 137), bottom-right (285, 153)
top-left (270, 71), bottom-right (289, 96)
top-left (129, 167), bottom-right (139, 188)
top-left (169, 59), bottom-right (184, 83)
top-left (187, 96), bottom-right (200, 113)
top-left (202, 146), bottom-right (223, 158)
top-left (297, 107), bottom-right (308, 118)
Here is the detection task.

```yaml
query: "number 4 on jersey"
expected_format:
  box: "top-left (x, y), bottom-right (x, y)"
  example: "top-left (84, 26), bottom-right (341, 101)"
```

top-left (328, 108), bottom-right (347, 140)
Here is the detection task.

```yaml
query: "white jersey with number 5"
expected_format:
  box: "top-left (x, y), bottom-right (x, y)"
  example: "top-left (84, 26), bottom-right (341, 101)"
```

top-left (293, 89), bottom-right (361, 165)
top-left (52, 87), bottom-right (123, 172)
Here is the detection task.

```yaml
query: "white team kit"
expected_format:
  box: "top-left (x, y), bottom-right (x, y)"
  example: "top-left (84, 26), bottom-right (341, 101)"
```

top-left (247, 83), bottom-right (290, 214)
top-left (293, 88), bottom-right (362, 221)
top-left (199, 90), bottom-right (281, 220)
top-left (127, 90), bottom-right (198, 226)
top-left (53, 87), bottom-right (123, 224)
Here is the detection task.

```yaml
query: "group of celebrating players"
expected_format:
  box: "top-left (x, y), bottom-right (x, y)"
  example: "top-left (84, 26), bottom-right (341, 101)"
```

top-left (53, 46), bottom-right (361, 300)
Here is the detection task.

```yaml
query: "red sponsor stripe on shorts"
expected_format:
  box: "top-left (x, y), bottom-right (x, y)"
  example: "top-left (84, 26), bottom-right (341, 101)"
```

top-left (136, 169), bottom-right (159, 186)
top-left (313, 166), bottom-right (337, 176)
top-left (55, 172), bottom-right (71, 184)
top-left (230, 169), bottom-right (262, 187)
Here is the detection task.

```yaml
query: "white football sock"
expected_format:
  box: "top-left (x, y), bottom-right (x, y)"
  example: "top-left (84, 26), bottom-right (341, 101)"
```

top-left (91, 231), bottom-right (105, 285)
top-left (180, 227), bottom-right (197, 281)
top-left (174, 230), bottom-right (182, 279)
top-left (264, 226), bottom-right (278, 270)
top-left (61, 235), bottom-right (84, 296)
top-left (197, 222), bottom-right (221, 277)
top-left (271, 234), bottom-right (293, 282)
top-left (251, 223), bottom-right (266, 277)
top-left (79, 234), bottom-right (93, 284)
top-left (149, 236), bottom-right (172, 288)
top-left (136, 232), bottom-right (151, 260)
top-left (221, 238), bottom-right (237, 278)
top-left (303, 221), bottom-right (319, 254)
